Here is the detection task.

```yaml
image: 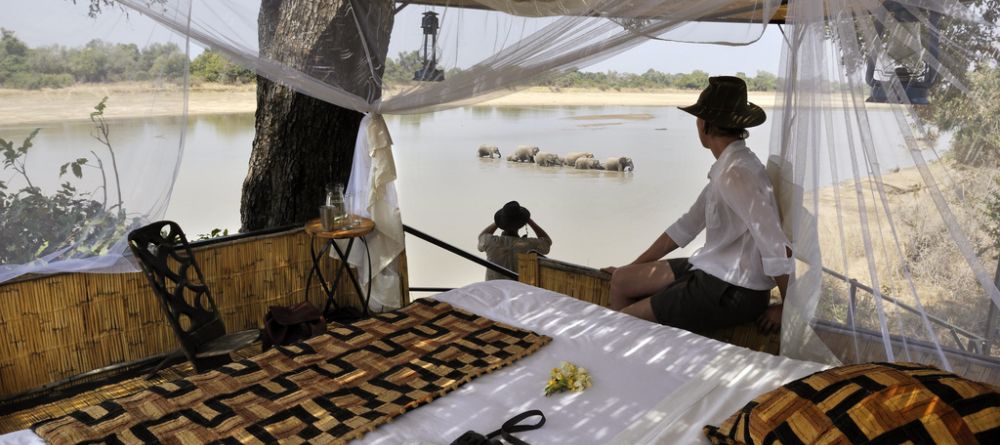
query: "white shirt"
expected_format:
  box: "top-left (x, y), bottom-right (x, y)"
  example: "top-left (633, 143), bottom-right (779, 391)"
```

top-left (665, 140), bottom-right (793, 291)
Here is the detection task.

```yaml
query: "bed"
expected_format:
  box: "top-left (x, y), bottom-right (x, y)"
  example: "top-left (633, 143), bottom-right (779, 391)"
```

top-left (0, 280), bottom-right (827, 444)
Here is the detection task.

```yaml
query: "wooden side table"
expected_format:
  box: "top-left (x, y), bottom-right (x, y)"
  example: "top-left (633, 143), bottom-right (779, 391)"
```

top-left (304, 216), bottom-right (375, 319)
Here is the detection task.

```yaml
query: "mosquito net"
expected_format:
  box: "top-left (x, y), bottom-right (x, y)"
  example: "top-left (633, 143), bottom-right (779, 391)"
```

top-left (0, 0), bottom-right (192, 281)
top-left (1, 0), bottom-right (997, 382)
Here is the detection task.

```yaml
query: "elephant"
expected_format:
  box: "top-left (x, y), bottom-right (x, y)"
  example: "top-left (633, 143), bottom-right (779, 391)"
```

top-left (510, 145), bottom-right (540, 163)
top-left (604, 157), bottom-right (634, 172)
top-left (564, 151), bottom-right (594, 166)
top-left (535, 152), bottom-right (564, 167)
top-left (477, 145), bottom-right (501, 158)
top-left (574, 157), bottom-right (604, 170)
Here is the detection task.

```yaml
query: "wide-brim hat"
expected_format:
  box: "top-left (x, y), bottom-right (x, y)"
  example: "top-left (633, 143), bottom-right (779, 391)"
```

top-left (678, 76), bottom-right (766, 128)
top-left (495, 201), bottom-right (530, 232)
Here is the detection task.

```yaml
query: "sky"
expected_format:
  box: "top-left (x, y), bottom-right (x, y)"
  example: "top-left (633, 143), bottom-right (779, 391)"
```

top-left (3, 0), bottom-right (785, 76)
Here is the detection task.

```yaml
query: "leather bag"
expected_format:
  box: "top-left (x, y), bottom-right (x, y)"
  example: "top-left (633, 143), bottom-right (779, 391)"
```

top-left (261, 301), bottom-right (326, 350)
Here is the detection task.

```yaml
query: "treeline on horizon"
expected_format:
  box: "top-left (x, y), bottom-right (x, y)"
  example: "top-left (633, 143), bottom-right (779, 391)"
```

top-left (0, 30), bottom-right (253, 89)
top-left (1, 31), bottom-right (778, 92)
top-left (383, 50), bottom-right (781, 91)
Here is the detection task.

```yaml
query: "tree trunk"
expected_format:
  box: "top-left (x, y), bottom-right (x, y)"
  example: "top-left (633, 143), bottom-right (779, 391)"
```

top-left (242, 0), bottom-right (393, 231)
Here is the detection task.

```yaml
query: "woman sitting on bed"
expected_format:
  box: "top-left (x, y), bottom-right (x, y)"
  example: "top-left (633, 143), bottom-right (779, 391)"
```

top-left (479, 201), bottom-right (552, 281)
top-left (603, 76), bottom-right (792, 335)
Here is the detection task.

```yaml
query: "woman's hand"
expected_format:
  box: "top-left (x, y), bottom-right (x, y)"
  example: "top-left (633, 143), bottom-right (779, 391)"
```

top-left (757, 304), bottom-right (782, 334)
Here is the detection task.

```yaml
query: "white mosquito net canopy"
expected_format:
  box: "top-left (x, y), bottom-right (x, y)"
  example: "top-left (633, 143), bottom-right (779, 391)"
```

top-left (1, 0), bottom-right (998, 382)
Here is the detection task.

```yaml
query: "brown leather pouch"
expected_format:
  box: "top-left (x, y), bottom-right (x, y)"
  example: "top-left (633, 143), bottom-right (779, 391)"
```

top-left (262, 301), bottom-right (326, 350)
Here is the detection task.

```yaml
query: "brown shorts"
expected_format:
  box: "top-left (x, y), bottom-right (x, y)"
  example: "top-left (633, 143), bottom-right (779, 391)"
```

top-left (649, 258), bottom-right (770, 334)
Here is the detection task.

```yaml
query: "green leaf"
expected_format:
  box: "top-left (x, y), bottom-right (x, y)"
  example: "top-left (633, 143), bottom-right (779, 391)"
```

top-left (60, 162), bottom-right (70, 177)
top-left (71, 162), bottom-right (83, 178)
top-left (90, 96), bottom-right (108, 118)
top-left (18, 128), bottom-right (40, 153)
top-left (76, 158), bottom-right (88, 165)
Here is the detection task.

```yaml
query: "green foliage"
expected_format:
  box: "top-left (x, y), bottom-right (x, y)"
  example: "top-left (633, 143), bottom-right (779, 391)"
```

top-left (4, 72), bottom-right (75, 89)
top-left (190, 50), bottom-right (254, 84)
top-left (916, 0), bottom-right (999, 167)
top-left (382, 51), bottom-right (779, 91)
top-left (0, 29), bottom-right (29, 85)
top-left (539, 68), bottom-right (777, 91)
top-left (982, 176), bottom-right (1000, 257)
top-left (196, 228), bottom-right (230, 241)
top-left (0, 100), bottom-right (134, 265)
top-left (933, 67), bottom-right (1000, 167)
top-left (0, 29), bottom-right (189, 89)
top-left (382, 50), bottom-right (426, 85)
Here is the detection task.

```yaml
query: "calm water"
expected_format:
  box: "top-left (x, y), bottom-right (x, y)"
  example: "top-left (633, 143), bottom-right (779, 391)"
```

top-left (1, 106), bottom-right (934, 291)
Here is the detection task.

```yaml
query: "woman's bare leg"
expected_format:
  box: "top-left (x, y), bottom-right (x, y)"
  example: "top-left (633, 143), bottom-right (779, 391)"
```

top-left (621, 298), bottom-right (657, 322)
top-left (608, 260), bottom-right (675, 310)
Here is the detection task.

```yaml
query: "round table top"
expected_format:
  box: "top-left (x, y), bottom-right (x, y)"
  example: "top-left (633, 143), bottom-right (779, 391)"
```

top-left (304, 216), bottom-right (375, 239)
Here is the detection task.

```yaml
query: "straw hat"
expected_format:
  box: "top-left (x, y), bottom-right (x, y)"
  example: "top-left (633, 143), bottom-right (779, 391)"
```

top-left (679, 76), bottom-right (766, 128)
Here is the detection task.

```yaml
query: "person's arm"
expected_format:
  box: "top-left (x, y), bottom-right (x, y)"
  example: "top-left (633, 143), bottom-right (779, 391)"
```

top-left (635, 185), bottom-right (707, 264)
top-left (526, 218), bottom-right (550, 242)
top-left (759, 260), bottom-right (790, 334)
top-left (478, 223), bottom-right (499, 252)
top-left (631, 232), bottom-right (679, 265)
top-left (602, 187), bottom-right (707, 274)
top-left (481, 223), bottom-right (498, 236)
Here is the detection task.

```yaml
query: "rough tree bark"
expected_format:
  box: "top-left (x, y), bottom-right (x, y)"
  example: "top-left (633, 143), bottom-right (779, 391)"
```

top-left (241, 0), bottom-right (394, 231)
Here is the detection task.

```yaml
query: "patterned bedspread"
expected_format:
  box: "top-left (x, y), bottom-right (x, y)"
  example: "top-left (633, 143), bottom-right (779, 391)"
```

top-left (34, 299), bottom-right (551, 444)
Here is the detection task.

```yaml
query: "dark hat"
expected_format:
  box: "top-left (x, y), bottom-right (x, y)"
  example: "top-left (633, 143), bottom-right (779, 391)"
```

top-left (678, 76), bottom-right (766, 128)
top-left (495, 201), bottom-right (530, 233)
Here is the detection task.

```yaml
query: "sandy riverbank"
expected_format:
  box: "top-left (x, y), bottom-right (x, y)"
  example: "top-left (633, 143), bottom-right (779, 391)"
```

top-left (0, 83), bottom-right (777, 127)
top-left (0, 83), bottom-right (258, 127)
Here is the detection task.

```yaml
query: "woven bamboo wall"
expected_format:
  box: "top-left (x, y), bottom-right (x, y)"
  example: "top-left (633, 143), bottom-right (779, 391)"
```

top-left (0, 228), bottom-right (371, 398)
top-left (516, 253), bottom-right (780, 355)
top-left (517, 253), bottom-right (612, 307)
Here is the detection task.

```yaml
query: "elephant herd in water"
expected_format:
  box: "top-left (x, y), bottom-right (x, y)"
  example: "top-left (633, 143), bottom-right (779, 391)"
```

top-left (476, 145), bottom-right (634, 172)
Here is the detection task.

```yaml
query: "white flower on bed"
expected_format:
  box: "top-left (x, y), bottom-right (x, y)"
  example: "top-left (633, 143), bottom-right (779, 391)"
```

top-left (545, 361), bottom-right (593, 396)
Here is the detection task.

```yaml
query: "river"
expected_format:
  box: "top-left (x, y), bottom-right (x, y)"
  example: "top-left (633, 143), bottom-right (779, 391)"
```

top-left (1, 105), bottom-right (937, 292)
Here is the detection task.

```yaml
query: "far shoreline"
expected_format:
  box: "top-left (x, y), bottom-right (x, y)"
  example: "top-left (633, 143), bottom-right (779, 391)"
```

top-left (0, 82), bottom-right (886, 127)
top-left (0, 83), bottom-right (777, 127)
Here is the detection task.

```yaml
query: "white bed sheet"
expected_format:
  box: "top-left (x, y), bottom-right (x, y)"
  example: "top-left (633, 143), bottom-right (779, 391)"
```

top-left (0, 281), bottom-right (828, 444)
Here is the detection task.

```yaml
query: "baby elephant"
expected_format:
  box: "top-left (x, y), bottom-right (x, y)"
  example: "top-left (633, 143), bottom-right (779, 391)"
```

top-left (510, 145), bottom-right (540, 163)
top-left (477, 145), bottom-right (501, 158)
top-left (604, 157), bottom-right (634, 172)
top-left (564, 151), bottom-right (594, 165)
top-left (574, 157), bottom-right (604, 170)
top-left (535, 152), bottom-right (564, 167)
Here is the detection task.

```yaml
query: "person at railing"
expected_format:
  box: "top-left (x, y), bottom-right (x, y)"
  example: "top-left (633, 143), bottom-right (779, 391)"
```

top-left (602, 76), bottom-right (793, 335)
top-left (479, 201), bottom-right (552, 281)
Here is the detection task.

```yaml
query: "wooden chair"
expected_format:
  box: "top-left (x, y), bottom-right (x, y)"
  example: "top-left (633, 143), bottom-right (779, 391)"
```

top-left (128, 221), bottom-right (260, 376)
top-left (517, 252), bottom-right (780, 354)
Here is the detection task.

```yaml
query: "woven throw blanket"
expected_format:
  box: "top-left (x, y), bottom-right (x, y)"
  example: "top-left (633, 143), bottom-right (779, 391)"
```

top-left (34, 299), bottom-right (551, 444)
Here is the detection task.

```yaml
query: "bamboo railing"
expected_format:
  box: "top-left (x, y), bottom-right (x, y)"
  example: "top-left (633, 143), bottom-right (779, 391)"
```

top-left (516, 252), bottom-right (781, 354)
top-left (0, 227), bottom-right (405, 398)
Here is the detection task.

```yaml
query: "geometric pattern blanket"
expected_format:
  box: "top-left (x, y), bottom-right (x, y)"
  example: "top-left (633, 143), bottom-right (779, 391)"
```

top-left (33, 299), bottom-right (551, 444)
top-left (704, 361), bottom-right (1000, 445)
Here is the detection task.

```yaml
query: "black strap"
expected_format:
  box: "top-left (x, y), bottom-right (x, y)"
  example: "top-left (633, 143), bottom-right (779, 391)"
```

top-left (485, 410), bottom-right (546, 445)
